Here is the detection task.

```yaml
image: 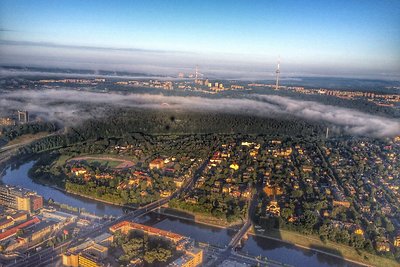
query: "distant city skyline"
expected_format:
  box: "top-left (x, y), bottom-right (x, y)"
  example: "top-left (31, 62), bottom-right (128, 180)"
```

top-left (0, 0), bottom-right (399, 79)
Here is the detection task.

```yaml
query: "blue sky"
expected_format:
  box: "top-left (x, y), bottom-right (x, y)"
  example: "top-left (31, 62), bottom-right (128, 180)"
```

top-left (0, 0), bottom-right (399, 78)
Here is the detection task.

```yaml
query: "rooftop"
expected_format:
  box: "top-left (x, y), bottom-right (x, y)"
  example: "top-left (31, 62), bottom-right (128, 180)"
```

top-left (110, 221), bottom-right (184, 241)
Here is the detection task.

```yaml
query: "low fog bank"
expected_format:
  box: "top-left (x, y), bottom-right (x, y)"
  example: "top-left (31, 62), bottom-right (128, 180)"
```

top-left (2, 41), bottom-right (399, 81)
top-left (0, 68), bottom-right (173, 80)
top-left (1, 89), bottom-right (399, 138)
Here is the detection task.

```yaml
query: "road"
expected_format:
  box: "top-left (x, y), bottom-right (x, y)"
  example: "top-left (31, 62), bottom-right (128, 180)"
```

top-left (1, 140), bottom-right (289, 267)
top-left (212, 192), bottom-right (258, 266)
top-left (6, 188), bottom-right (178, 267)
top-left (0, 131), bottom-right (60, 165)
top-left (205, 243), bottom-right (289, 267)
top-left (0, 145), bottom-right (20, 164)
top-left (6, 194), bottom-right (174, 266)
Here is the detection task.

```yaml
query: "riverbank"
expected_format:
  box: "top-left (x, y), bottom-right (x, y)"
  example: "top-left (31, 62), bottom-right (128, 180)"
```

top-left (48, 184), bottom-right (138, 211)
top-left (15, 174), bottom-right (391, 267)
top-left (160, 207), bottom-right (242, 232)
top-left (250, 228), bottom-right (399, 267)
top-left (3, 158), bottom-right (240, 229)
top-left (163, 205), bottom-right (244, 229)
top-left (153, 209), bottom-right (375, 267)
top-left (50, 183), bottom-right (240, 232)
top-left (2, 159), bottom-right (396, 267)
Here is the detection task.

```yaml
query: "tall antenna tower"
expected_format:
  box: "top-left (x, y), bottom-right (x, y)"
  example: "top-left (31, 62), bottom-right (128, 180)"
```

top-left (275, 57), bottom-right (280, 90)
top-left (195, 65), bottom-right (199, 84)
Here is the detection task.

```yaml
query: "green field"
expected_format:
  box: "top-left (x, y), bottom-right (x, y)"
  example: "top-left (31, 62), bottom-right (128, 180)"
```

top-left (83, 158), bottom-right (122, 168)
top-left (54, 154), bottom-right (71, 167)
top-left (51, 154), bottom-right (125, 170)
top-left (63, 154), bottom-right (136, 169)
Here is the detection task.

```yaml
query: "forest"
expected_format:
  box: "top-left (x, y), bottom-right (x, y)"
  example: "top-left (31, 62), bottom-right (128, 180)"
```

top-left (0, 121), bottom-right (58, 146)
top-left (14, 108), bottom-right (324, 157)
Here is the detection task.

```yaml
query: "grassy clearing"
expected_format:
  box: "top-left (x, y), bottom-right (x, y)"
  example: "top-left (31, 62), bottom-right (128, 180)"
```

top-left (53, 154), bottom-right (72, 167)
top-left (83, 159), bottom-right (122, 168)
top-left (251, 228), bottom-right (398, 267)
top-left (79, 153), bottom-right (135, 161)
top-left (65, 154), bottom-right (135, 169)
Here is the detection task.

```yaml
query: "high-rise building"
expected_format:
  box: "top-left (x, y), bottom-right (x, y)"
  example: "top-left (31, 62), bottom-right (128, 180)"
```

top-left (17, 110), bottom-right (29, 124)
top-left (0, 185), bottom-right (43, 213)
top-left (194, 65), bottom-right (204, 85)
top-left (62, 233), bottom-right (113, 267)
top-left (195, 65), bottom-right (199, 84)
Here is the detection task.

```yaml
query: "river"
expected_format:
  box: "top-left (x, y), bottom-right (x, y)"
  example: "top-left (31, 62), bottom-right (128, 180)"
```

top-left (1, 160), bottom-right (363, 267)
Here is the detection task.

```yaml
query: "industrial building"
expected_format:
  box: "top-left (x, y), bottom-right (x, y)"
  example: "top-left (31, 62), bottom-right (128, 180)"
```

top-left (17, 110), bottom-right (29, 124)
top-left (0, 185), bottom-right (43, 213)
top-left (62, 233), bottom-right (113, 267)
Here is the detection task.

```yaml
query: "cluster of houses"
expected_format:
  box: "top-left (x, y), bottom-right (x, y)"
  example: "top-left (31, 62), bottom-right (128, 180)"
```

top-left (258, 137), bottom-right (400, 254)
top-left (69, 155), bottom-right (198, 200)
top-left (330, 139), bottom-right (400, 249)
top-left (70, 167), bottom-right (114, 181)
top-left (117, 170), bottom-right (153, 190)
top-left (200, 142), bottom-right (254, 199)
top-left (253, 141), bottom-right (360, 227)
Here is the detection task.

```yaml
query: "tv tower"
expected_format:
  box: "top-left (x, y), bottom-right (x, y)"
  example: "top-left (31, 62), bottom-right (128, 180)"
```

top-left (195, 65), bottom-right (199, 84)
top-left (275, 57), bottom-right (280, 90)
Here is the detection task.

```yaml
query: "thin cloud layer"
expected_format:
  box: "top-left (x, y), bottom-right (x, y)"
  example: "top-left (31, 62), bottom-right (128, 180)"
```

top-left (1, 89), bottom-right (399, 137)
top-left (3, 41), bottom-right (399, 80)
top-left (255, 95), bottom-right (400, 137)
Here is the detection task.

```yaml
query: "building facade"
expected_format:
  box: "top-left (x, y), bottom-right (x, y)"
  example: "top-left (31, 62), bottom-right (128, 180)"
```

top-left (0, 185), bottom-right (43, 213)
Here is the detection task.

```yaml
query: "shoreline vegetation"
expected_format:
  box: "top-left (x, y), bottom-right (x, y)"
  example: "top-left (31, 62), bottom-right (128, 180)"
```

top-left (40, 183), bottom-right (397, 267)
top-left (51, 184), bottom-right (137, 210)
top-left (248, 228), bottom-right (398, 267)
top-left (1, 166), bottom-right (397, 267)
top-left (160, 207), bottom-right (398, 267)
top-left (20, 154), bottom-right (400, 267)
top-left (161, 206), bottom-right (398, 267)
top-left (37, 182), bottom-right (378, 267)
top-left (2, 127), bottom-right (399, 267)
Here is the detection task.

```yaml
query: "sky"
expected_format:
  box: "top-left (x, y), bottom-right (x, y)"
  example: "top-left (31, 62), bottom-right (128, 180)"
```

top-left (0, 0), bottom-right (399, 79)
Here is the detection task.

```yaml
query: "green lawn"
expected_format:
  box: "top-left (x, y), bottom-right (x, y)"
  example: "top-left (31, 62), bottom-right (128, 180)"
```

top-left (82, 153), bottom-right (135, 161)
top-left (54, 154), bottom-right (71, 167)
top-left (84, 158), bottom-right (122, 168)
top-left (64, 154), bottom-right (136, 169)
